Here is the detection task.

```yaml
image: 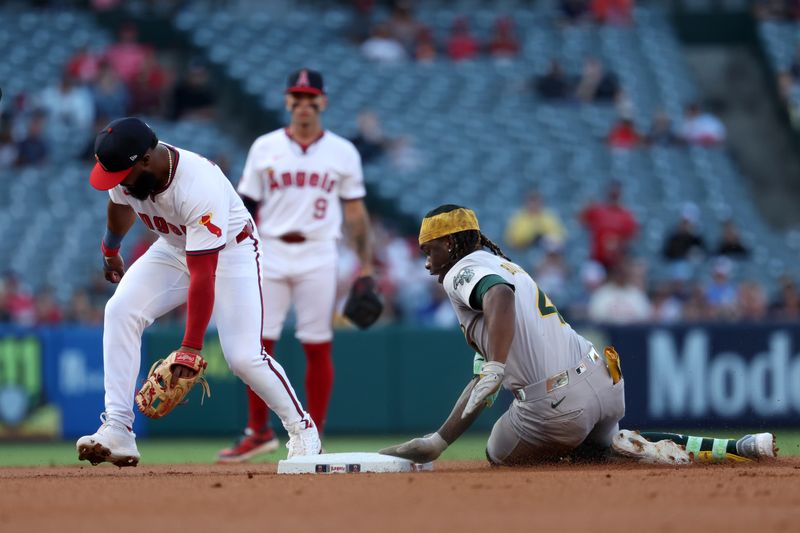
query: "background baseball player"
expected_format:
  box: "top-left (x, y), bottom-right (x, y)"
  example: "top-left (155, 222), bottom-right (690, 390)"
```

top-left (379, 205), bottom-right (776, 465)
top-left (75, 117), bottom-right (321, 467)
top-left (218, 68), bottom-right (380, 462)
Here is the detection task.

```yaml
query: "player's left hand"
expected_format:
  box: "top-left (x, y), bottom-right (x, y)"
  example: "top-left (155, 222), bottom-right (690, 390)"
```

top-left (379, 433), bottom-right (448, 463)
top-left (462, 361), bottom-right (505, 418)
top-left (170, 346), bottom-right (202, 387)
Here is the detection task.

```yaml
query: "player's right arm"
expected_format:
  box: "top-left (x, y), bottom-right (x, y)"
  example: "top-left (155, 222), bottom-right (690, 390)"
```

top-left (102, 200), bottom-right (137, 283)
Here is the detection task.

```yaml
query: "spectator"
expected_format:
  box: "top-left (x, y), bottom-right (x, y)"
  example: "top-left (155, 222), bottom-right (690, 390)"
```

top-left (535, 60), bottom-right (573, 101)
top-left (66, 46), bottom-right (102, 85)
top-left (386, 136), bottom-right (422, 171)
top-left (169, 60), bottom-right (217, 121)
top-left (37, 72), bottom-right (95, 131)
top-left (579, 180), bottom-right (638, 269)
top-left (650, 282), bottom-right (683, 323)
top-left (645, 111), bottom-right (681, 146)
top-left (64, 289), bottom-right (101, 325)
top-left (361, 24), bottom-right (408, 64)
top-left (679, 103), bottom-right (726, 146)
top-left (2, 272), bottom-right (35, 326)
top-left (35, 286), bottom-right (63, 325)
top-left (350, 110), bottom-right (389, 163)
top-left (737, 280), bottom-right (767, 321)
top-left (487, 16), bottom-right (519, 63)
top-left (128, 51), bottom-right (168, 115)
top-left (575, 58), bottom-right (619, 103)
top-left (560, 0), bottom-right (590, 24)
top-left (103, 23), bottom-right (151, 84)
top-left (504, 192), bottom-right (567, 251)
top-left (715, 219), bottom-right (749, 259)
top-left (588, 259), bottom-right (651, 324)
top-left (415, 27), bottom-right (438, 64)
top-left (0, 117), bottom-right (17, 169)
top-left (704, 257), bottom-right (738, 319)
top-left (16, 111), bottom-right (49, 167)
top-left (769, 275), bottom-right (800, 320)
top-left (607, 116), bottom-right (642, 149)
top-left (91, 62), bottom-right (130, 119)
top-left (567, 260), bottom-right (606, 321)
top-left (446, 17), bottom-right (479, 62)
top-left (534, 241), bottom-right (570, 304)
top-left (662, 203), bottom-right (706, 261)
top-left (346, 0), bottom-right (375, 43)
top-left (682, 283), bottom-right (714, 322)
top-left (591, 0), bottom-right (634, 25)
top-left (416, 284), bottom-right (458, 328)
top-left (387, 1), bottom-right (422, 55)
top-left (777, 71), bottom-right (800, 128)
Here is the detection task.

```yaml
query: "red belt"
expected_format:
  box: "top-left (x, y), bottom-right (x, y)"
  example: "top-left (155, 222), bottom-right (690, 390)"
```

top-left (278, 232), bottom-right (306, 244)
top-left (235, 221), bottom-right (255, 244)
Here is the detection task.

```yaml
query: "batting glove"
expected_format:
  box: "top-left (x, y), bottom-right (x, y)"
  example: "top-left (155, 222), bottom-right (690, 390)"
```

top-left (463, 361), bottom-right (505, 418)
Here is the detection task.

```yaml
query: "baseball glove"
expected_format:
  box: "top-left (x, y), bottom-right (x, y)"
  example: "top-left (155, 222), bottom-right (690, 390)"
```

top-left (135, 350), bottom-right (211, 419)
top-left (343, 275), bottom-right (383, 329)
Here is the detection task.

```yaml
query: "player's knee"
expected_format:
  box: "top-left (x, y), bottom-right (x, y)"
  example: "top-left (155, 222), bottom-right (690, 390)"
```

top-left (222, 348), bottom-right (258, 378)
top-left (104, 294), bottom-right (136, 326)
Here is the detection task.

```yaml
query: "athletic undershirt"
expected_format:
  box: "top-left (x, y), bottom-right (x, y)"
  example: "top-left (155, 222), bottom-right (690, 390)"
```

top-left (468, 274), bottom-right (513, 310)
top-left (182, 251), bottom-right (218, 350)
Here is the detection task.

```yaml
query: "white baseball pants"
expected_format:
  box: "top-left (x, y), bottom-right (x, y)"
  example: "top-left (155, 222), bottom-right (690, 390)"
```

top-left (102, 234), bottom-right (310, 430)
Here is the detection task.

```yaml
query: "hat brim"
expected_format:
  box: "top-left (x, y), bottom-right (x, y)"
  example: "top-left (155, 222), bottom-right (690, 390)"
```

top-left (286, 87), bottom-right (324, 95)
top-left (90, 162), bottom-right (134, 191)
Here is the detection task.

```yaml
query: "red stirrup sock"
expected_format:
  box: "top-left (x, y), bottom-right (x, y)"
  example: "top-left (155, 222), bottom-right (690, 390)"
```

top-left (302, 341), bottom-right (334, 434)
top-left (245, 338), bottom-right (277, 432)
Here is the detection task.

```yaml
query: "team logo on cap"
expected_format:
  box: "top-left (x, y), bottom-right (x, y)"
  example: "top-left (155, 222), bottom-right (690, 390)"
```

top-left (296, 70), bottom-right (310, 87)
top-left (199, 213), bottom-right (222, 237)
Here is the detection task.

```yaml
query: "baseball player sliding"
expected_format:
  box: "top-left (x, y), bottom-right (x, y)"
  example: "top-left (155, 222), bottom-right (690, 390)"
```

top-left (76, 117), bottom-right (321, 467)
top-left (218, 68), bottom-right (381, 462)
top-left (380, 205), bottom-right (776, 465)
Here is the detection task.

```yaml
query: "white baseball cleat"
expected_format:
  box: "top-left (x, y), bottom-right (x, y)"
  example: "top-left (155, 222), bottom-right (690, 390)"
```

top-left (286, 419), bottom-right (322, 458)
top-left (76, 413), bottom-right (140, 467)
top-left (612, 430), bottom-right (691, 465)
top-left (736, 433), bottom-right (778, 459)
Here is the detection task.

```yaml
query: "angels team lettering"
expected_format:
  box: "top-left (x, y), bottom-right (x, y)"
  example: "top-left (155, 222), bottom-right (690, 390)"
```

top-left (139, 213), bottom-right (186, 236)
top-left (266, 168), bottom-right (337, 193)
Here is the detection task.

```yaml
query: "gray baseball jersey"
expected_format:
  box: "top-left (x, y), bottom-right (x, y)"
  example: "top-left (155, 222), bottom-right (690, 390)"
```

top-left (443, 249), bottom-right (624, 464)
top-left (443, 250), bottom-right (592, 391)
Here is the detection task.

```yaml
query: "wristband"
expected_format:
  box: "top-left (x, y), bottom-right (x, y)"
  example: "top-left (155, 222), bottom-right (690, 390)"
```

top-left (102, 230), bottom-right (124, 257)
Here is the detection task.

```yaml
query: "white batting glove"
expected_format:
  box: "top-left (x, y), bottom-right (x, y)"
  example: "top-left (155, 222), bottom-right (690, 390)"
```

top-left (463, 361), bottom-right (505, 419)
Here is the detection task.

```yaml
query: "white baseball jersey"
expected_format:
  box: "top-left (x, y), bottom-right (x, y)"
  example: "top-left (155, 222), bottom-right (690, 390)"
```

top-left (236, 129), bottom-right (365, 240)
top-left (108, 144), bottom-right (251, 254)
top-left (443, 250), bottom-right (592, 390)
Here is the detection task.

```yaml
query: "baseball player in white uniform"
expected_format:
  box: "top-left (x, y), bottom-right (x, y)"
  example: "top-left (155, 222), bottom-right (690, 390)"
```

top-left (75, 117), bottom-right (321, 467)
top-left (218, 68), bottom-right (376, 462)
top-left (380, 205), bottom-right (777, 465)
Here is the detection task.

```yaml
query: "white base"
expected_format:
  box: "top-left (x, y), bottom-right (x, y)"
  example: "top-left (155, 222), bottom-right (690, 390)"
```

top-left (277, 452), bottom-right (434, 475)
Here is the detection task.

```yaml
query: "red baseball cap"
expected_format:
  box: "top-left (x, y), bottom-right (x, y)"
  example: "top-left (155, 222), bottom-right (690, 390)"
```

top-left (90, 117), bottom-right (158, 190)
top-left (286, 68), bottom-right (325, 95)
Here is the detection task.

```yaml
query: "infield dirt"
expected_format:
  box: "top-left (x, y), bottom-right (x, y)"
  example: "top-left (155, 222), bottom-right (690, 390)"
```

top-left (2, 459), bottom-right (799, 532)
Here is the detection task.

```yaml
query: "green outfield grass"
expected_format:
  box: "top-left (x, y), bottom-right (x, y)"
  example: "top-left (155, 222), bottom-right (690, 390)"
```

top-left (0, 431), bottom-right (798, 467)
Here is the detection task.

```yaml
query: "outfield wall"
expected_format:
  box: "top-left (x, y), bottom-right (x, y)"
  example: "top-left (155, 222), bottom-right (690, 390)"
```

top-left (0, 323), bottom-right (798, 439)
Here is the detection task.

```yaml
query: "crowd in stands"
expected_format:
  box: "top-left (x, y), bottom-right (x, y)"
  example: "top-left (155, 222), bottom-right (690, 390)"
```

top-left (756, 0), bottom-right (800, 130)
top-left (355, 2), bottom-right (521, 64)
top-left (1, 1), bottom-right (797, 329)
top-left (774, 45), bottom-right (800, 130)
top-left (493, 181), bottom-right (799, 326)
top-left (0, 22), bottom-right (217, 171)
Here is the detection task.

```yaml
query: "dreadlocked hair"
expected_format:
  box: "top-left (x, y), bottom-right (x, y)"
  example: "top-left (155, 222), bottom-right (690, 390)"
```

top-left (423, 204), bottom-right (510, 263)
